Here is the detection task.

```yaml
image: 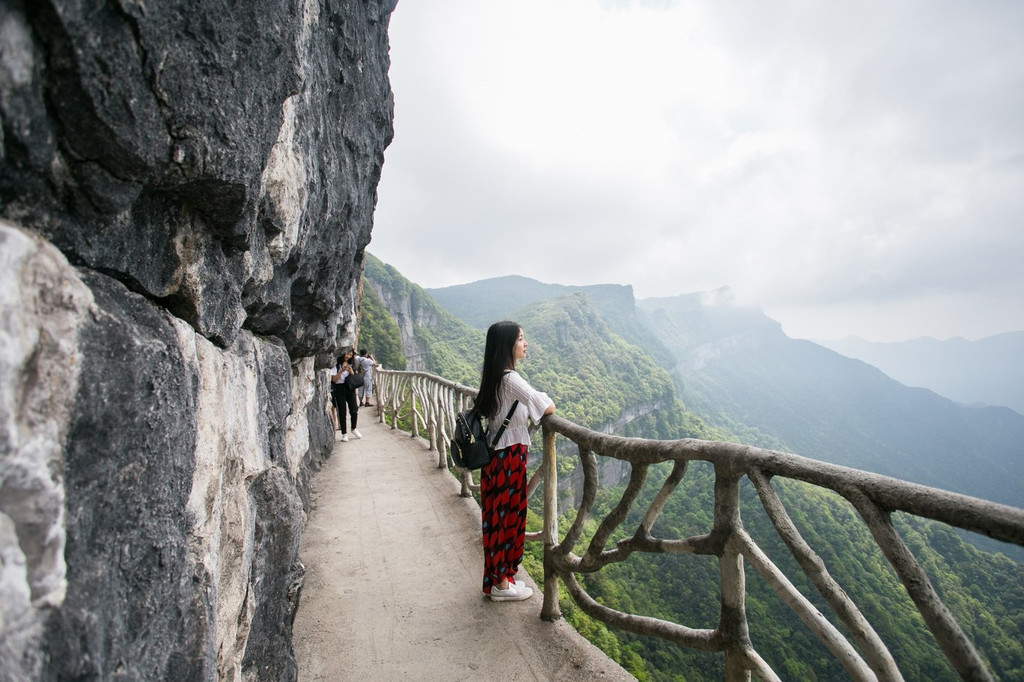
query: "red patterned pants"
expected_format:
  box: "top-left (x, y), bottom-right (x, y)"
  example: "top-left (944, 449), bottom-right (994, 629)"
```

top-left (480, 443), bottom-right (528, 594)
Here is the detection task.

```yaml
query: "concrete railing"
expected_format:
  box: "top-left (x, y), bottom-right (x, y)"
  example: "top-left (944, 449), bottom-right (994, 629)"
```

top-left (375, 368), bottom-right (480, 496)
top-left (375, 369), bottom-right (1024, 681)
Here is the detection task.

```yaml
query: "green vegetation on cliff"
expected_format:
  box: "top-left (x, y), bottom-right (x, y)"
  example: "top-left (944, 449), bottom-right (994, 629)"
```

top-left (514, 292), bottom-right (685, 435)
top-left (364, 264), bottom-right (1024, 681)
top-left (524, 463), bottom-right (1024, 681)
top-left (362, 253), bottom-right (482, 385)
top-left (356, 283), bottom-right (406, 370)
top-left (365, 257), bottom-right (710, 439)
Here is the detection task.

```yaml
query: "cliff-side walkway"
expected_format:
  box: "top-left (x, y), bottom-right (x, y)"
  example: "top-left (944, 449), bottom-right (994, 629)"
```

top-left (292, 416), bottom-right (634, 681)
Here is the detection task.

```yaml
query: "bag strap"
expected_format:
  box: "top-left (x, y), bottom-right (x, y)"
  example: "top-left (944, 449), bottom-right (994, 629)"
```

top-left (488, 400), bottom-right (520, 449)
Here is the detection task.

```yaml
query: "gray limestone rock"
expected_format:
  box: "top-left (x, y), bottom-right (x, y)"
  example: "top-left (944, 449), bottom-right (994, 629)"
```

top-left (0, 0), bottom-right (395, 679)
top-left (0, 222), bottom-right (93, 681)
top-left (1, 0), bottom-right (394, 357)
top-left (44, 268), bottom-right (207, 680)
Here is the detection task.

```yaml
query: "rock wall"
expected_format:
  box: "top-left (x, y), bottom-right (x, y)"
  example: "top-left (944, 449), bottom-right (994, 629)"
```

top-left (0, 0), bottom-right (395, 679)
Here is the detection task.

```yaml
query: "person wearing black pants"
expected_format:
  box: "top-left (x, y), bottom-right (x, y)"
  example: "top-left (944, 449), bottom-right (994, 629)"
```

top-left (332, 350), bottom-right (362, 442)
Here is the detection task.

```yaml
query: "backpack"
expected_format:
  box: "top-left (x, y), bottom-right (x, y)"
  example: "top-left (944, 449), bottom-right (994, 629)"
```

top-left (344, 359), bottom-right (365, 389)
top-left (449, 401), bottom-right (519, 470)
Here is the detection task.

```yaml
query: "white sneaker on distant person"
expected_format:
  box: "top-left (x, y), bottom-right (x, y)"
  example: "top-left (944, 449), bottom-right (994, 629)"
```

top-left (352, 429), bottom-right (362, 439)
top-left (341, 433), bottom-right (349, 442)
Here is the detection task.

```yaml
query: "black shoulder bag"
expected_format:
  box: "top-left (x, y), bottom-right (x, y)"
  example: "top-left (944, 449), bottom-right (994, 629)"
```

top-left (450, 400), bottom-right (520, 470)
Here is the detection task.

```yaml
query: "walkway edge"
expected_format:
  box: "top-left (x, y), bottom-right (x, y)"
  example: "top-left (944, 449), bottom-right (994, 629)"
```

top-left (293, 417), bottom-right (636, 680)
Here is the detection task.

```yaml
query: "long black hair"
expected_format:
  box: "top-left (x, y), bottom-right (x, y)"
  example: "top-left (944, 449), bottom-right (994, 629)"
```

top-left (475, 321), bottom-right (520, 419)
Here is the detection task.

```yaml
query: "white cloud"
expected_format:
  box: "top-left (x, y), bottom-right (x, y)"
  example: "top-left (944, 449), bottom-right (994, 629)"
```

top-left (372, 0), bottom-right (1024, 341)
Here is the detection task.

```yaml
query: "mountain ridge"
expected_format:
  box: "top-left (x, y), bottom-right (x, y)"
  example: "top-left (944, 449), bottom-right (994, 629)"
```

top-left (818, 332), bottom-right (1024, 414)
top-left (416, 271), bottom-right (1024, 511)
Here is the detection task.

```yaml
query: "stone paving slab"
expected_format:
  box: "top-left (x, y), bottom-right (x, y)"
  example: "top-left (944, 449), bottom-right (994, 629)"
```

top-left (293, 415), bottom-right (635, 681)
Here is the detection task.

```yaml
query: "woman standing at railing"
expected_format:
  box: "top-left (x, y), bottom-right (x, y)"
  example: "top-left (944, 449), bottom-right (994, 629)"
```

top-left (475, 321), bottom-right (555, 602)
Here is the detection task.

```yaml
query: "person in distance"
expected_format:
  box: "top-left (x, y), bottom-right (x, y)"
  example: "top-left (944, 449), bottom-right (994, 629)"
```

top-left (332, 349), bottom-right (362, 442)
top-left (474, 321), bottom-right (555, 602)
top-left (357, 349), bottom-right (376, 407)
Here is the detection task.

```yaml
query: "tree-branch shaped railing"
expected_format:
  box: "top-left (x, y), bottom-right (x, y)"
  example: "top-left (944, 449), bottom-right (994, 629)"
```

top-left (375, 368), bottom-right (480, 496)
top-left (539, 416), bottom-right (1024, 682)
top-left (374, 369), bottom-right (1024, 681)
top-left (374, 368), bottom-right (549, 502)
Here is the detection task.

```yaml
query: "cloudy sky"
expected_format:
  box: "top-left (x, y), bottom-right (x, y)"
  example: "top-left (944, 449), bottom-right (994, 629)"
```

top-left (369, 0), bottom-right (1024, 343)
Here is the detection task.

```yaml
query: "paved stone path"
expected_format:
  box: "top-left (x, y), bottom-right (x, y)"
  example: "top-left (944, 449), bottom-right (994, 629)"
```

top-left (292, 416), bottom-right (635, 681)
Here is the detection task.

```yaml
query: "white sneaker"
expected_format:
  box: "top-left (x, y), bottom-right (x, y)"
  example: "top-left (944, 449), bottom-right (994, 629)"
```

top-left (489, 583), bottom-right (533, 602)
top-left (352, 429), bottom-right (363, 439)
top-left (341, 433), bottom-right (349, 442)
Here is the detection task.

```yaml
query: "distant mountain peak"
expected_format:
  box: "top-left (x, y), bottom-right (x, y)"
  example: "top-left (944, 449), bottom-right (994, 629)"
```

top-left (818, 333), bottom-right (1024, 414)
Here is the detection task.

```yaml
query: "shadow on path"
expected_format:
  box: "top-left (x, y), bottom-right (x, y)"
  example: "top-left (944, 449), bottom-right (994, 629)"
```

top-left (293, 417), bottom-right (635, 681)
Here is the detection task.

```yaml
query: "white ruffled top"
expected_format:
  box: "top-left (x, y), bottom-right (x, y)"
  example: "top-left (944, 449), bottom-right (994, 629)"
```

top-left (486, 370), bottom-right (554, 450)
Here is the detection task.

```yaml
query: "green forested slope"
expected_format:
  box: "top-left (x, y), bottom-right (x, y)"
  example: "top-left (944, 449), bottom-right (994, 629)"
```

top-left (429, 277), bottom-right (676, 369)
top-left (636, 294), bottom-right (1024, 511)
top-left (426, 275), bottom-right (563, 328)
top-left (546, 464), bottom-right (1024, 681)
top-left (356, 282), bottom-right (406, 370)
top-left (513, 292), bottom-right (688, 436)
top-left (364, 266), bottom-right (1024, 681)
top-left (369, 260), bottom-right (710, 440)
top-left (362, 253), bottom-right (482, 385)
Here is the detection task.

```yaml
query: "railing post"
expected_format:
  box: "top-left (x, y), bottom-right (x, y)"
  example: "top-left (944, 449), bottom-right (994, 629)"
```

top-left (541, 422), bottom-right (561, 621)
top-left (456, 391), bottom-right (473, 496)
top-left (714, 468), bottom-right (753, 682)
top-left (410, 379), bottom-right (420, 438)
top-left (425, 379), bottom-right (437, 453)
top-left (849, 490), bottom-right (995, 682)
top-left (375, 370), bottom-right (386, 424)
top-left (436, 386), bottom-right (450, 469)
top-left (384, 373), bottom-right (393, 428)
